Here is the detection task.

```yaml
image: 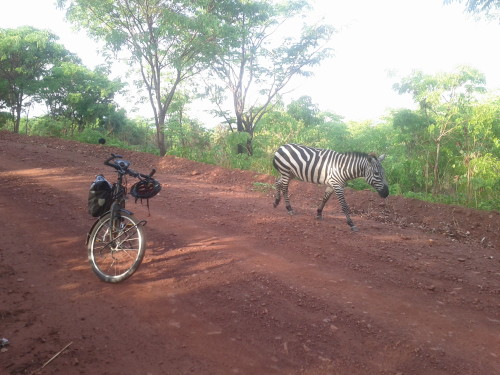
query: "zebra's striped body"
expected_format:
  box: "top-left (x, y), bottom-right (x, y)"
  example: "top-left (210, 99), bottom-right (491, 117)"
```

top-left (273, 144), bottom-right (389, 231)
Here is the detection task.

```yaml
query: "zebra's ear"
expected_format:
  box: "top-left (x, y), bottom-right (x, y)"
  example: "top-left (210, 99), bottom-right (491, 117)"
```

top-left (378, 154), bottom-right (386, 162)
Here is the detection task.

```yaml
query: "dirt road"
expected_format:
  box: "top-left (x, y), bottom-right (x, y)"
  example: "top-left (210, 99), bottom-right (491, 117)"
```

top-left (0, 131), bottom-right (498, 375)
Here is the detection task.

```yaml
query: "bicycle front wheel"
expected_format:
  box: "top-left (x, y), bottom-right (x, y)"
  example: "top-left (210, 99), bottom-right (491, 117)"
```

top-left (88, 212), bottom-right (146, 283)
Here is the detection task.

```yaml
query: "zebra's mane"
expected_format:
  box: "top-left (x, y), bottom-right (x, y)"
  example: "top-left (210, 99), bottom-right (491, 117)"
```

top-left (295, 145), bottom-right (380, 160)
top-left (340, 151), bottom-right (377, 159)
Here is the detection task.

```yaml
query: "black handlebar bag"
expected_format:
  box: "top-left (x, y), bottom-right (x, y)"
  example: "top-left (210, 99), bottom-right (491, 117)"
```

top-left (88, 175), bottom-right (113, 217)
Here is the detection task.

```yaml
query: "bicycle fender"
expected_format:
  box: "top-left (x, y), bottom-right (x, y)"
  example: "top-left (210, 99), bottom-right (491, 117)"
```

top-left (85, 209), bottom-right (135, 246)
top-left (114, 208), bottom-right (134, 216)
top-left (102, 208), bottom-right (135, 217)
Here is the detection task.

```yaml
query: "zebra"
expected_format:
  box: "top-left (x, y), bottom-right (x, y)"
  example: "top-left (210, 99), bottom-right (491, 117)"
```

top-left (272, 143), bottom-right (389, 231)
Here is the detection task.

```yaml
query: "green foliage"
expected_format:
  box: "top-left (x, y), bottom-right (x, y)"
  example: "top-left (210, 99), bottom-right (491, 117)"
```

top-left (117, 117), bottom-right (157, 149)
top-left (199, 85), bottom-right (498, 210)
top-left (392, 66), bottom-right (490, 197)
top-left (58, 0), bottom-right (234, 156)
top-left (0, 26), bottom-right (78, 133)
top-left (206, 0), bottom-right (334, 154)
top-left (343, 121), bottom-right (392, 153)
top-left (164, 92), bottom-right (213, 161)
top-left (287, 95), bottom-right (322, 127)
top-left (70, 127), bottom-right (108, 144)
top-left (253, 109), bottom-right (305, 155)
top-left (444, 0), bottom-right (500, 22)
top-left (41, 62), bottom-right (124, 132)
top-left (0, 27), bottom-right (123, 138)
top-left (210, 130), bottom-right (253, 168)
top-left (1, 18), bottom-right (497, 213)
top-left (71, 126), bottom-right (158, 153)
top-left (23, 116), bottom-right (70, 137)
top-left (0, 111), bottom-right (12, 128)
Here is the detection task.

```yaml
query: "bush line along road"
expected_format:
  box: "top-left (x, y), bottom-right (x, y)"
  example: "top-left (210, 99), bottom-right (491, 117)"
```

top-left (0, 132), bottom-right (499, 375)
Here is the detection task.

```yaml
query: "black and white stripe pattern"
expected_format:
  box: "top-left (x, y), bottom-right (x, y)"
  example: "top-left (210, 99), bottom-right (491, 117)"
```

top-left (273, 144), bottom-right (389, 231)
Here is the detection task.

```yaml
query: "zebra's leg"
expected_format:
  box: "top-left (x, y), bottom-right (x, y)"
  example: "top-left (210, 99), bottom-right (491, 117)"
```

top-left (316, 186), bottom-right (334, 220)
top-left (273, 177), bottom-right (282, 207)
top-left (280, 176), bottom-right (294, 214)
top-left (333, 186), bottom-right (358, 231)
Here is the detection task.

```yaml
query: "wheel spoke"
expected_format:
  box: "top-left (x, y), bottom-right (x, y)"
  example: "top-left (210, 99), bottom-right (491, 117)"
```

top-left (88, 213), bottom-right (146, 282)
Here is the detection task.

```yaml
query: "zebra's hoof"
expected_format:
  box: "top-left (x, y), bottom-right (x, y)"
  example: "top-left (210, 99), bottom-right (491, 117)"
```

top-left (315, 215), bottom-right (323, 221)
top-left (287, 210), bottom-right (295, 216)
top-left (350, 226), bottom-right (359, 232)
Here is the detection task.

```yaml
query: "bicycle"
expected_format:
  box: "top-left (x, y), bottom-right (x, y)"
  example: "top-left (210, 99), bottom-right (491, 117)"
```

top-left (86, 153), bottom-right (161, 283)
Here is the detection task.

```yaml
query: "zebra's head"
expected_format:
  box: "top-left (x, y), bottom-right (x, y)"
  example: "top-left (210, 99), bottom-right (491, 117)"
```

top-left (365, 154), bottom-right (389, 198)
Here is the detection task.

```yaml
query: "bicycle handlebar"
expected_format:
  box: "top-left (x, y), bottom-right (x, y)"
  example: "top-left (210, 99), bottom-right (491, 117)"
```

top-left (104, 153), bottom-right (156, 180)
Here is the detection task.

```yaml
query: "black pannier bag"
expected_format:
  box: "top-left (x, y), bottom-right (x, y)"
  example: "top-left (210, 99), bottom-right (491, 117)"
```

top-left (88, 175), bottom-right (113, 217)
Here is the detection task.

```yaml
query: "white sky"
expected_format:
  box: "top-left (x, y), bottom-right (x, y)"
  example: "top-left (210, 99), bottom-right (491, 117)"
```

top-left (1, 0), bottom-right (499, 125)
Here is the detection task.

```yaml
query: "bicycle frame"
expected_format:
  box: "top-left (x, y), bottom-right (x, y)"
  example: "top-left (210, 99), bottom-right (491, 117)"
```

top-left (87, 153), bottom-right (158, 283)
top-left (86, 153), bottom-right (157, 244)
top-left (86, 164), bottom-right (135, 246)
top-left (110, 169), bottom-right (128, 227)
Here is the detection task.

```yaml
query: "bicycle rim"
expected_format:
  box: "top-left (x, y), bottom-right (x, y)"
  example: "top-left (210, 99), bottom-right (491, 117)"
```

top-left (88, 213), bottom-right (146, 282)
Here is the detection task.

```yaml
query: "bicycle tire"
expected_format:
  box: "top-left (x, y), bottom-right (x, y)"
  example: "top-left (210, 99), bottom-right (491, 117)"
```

top-left (87, 212), bottom-right (146, 283)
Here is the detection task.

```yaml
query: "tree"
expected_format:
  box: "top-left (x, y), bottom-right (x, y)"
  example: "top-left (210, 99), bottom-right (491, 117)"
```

top-left (0, 27), bottom-right (77, 133)
top-left (394, 66), bottom-right (487, 194)
top-left (41, 62), bottom-right (124, 135)
top-left (458, 98), bottom-right (500, 203)
top-left (207, 0), bottom-right (334, 155)
top-left (444, 0), bottom-right (500, 21)
top-left (391, 109), bottom-right (434, 192)
top-left (58, 0), bottom-right (226, 156)
top-left (287, 96), bottom-right (321, 127)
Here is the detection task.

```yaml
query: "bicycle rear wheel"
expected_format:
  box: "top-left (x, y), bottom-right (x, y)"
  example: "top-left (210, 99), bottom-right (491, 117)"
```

top-left (88, 212), bottom-right (146, 283)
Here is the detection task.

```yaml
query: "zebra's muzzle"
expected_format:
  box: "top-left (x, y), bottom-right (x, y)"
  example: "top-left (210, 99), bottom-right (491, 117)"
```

top-left (378, 185), bottom-right (389, 198)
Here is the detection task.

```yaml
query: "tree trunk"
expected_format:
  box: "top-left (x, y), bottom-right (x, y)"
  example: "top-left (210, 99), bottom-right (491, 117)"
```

top-left (156, 124), bottom-right (166, 156)
top-left (433, 141), bottom-right (441, 195)
top-left (13, 105), bottom-right (22, 134)
top-left (465, 155), bottom-right (473, 203)
top-left (424, 152), bottom-right (430, 193)
top-left (245, 122), bottom-right (254, 156)
top-left (246, 136), bottom-right (253, 156)
top-left (236, 113), bottom-right (245, 154)
top-left (155, 102), bottom-right (168, 156)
